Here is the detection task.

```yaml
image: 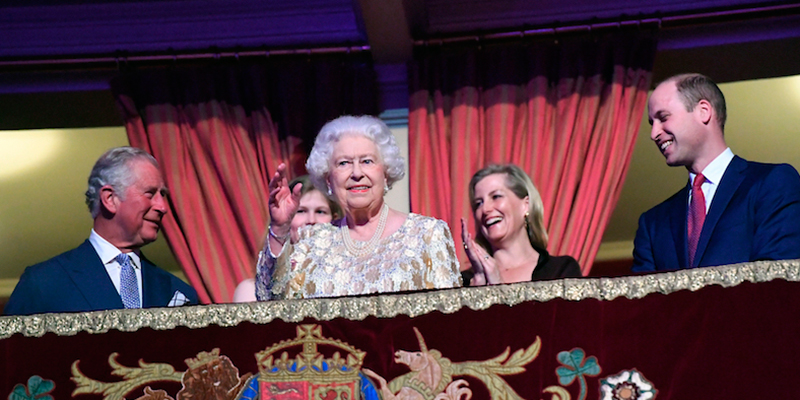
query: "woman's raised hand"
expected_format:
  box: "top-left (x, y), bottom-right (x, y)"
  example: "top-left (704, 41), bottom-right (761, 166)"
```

top-left (461, 218), bottom-right (502, 285)
top-left (268, 163), bottom-right (302, 238)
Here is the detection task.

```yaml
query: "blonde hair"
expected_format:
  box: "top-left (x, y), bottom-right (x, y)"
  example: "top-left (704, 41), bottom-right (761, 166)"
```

top-left (468, 164), bottom-right (548, 252)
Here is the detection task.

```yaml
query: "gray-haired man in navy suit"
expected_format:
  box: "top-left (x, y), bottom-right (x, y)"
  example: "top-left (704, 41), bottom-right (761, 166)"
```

top-left (4, 147), bottom-right (198, 315)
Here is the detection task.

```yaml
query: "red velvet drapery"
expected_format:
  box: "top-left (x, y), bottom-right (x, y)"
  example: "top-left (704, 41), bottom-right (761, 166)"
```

top-left (409, 33), bottom-right (656, 274)
top-left (113, 59), bottom-right (377, 303)
top-left (4, 266), bottom-right (800, 399)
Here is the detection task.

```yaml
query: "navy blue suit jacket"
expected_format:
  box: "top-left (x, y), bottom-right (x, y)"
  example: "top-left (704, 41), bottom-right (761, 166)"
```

top-left (3, 240), bottom-right (198, 315)
top-left (633, 156), bottom-right (800, 272)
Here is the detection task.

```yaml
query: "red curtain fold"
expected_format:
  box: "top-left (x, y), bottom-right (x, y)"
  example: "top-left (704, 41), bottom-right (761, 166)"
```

top-left (113, 59), bottom-right (377, 303)
top-left (409, 33), bottom-right (656, 274)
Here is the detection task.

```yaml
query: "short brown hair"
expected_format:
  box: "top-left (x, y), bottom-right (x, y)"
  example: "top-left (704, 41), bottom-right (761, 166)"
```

top-left (665, 73), bottom-right (727, 130)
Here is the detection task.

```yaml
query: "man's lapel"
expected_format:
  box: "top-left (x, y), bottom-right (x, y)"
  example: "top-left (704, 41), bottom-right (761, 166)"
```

top-left (669, 186), bottom-right (690, 268)
top-left (67, 240), bottom-right (124, 309)
top-left (140, 255), bottom-right (169, 308)
top-left (694, 156), bottom-right (748, 266)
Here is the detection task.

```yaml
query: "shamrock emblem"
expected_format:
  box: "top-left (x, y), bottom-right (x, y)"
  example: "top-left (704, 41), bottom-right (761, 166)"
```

top-left (8, 376), bottom-right (55, 400)
top-left (555, 348), bottom-right (601, 400)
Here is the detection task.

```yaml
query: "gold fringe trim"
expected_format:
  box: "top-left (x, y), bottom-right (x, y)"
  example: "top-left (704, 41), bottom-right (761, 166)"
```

top-left (2, 259), bottom-right (798, 339)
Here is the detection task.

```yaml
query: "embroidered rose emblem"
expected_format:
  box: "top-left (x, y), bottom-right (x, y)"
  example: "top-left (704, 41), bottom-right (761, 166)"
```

top-left (600, 369), bottom-right (657, 400)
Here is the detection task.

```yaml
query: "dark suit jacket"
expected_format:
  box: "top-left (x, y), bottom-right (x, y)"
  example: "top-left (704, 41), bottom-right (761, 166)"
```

top-left (3, 240), bottom-right (198, 315)
top-left (632, 156), bottom-right (800, 272)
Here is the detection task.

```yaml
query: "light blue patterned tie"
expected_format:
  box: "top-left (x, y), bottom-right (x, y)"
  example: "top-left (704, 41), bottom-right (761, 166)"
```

top-left (116, 253), bottom-right (141, 309)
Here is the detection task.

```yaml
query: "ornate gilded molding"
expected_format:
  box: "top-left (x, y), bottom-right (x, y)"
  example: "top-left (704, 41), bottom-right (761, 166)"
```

top-left (1, 259), bottom-right (798, 339)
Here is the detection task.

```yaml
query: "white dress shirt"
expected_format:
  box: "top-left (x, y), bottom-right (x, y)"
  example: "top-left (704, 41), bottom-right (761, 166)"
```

top-left (89, 229), bottom-right (144, 302)
top-left (689, 147), bottom-right (735, 212)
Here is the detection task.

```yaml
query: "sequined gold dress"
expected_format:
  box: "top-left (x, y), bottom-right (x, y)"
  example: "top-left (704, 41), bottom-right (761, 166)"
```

top-left (255, 213), bottom-right (462, 300)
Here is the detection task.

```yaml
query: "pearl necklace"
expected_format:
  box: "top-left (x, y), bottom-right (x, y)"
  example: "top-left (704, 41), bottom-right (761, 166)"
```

top-left (341, 204), bottom-right (389, 257)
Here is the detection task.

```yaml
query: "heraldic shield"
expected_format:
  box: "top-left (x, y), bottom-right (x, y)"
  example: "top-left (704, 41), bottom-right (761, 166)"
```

top-left (250, 324), bottom-right (376, 400)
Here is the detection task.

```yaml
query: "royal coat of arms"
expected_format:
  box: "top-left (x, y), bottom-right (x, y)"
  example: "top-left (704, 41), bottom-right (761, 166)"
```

top-left (55, 324), bottom-right (655, 400)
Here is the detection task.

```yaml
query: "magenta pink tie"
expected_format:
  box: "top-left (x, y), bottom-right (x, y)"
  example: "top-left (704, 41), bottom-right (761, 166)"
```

top-left (688, 174), bottom-right (706, 266)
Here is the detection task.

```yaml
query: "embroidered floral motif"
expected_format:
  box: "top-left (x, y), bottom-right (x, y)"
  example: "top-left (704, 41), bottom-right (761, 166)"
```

top-left (599, 369), bottom-right (657, 400)
top-left (555, 348), bottom-right (601, 400)
top-left (8, 376), bottom-right (55, 400)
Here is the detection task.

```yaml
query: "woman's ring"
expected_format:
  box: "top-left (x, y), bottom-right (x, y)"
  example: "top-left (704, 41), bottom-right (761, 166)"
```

top-left (483, 256), bottom-right (489, 260)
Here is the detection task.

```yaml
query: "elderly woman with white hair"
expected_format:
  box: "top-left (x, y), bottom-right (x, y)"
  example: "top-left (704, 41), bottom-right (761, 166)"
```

top-left (255, 115), bottom-right (462, 300)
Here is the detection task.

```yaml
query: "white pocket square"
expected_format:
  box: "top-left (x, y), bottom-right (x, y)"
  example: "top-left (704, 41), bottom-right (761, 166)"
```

top-left (168, 290), bottom-right (190, 307)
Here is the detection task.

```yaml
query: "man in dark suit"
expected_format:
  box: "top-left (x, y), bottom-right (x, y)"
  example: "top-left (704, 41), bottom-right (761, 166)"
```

top-left (632, 73), bottom-right (800, 272)
top-left (4, 147), bottom-right (198, 315)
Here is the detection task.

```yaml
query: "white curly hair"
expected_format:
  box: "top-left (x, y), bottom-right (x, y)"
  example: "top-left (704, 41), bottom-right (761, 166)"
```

top-left (306, 115), bottom-right (405, 195)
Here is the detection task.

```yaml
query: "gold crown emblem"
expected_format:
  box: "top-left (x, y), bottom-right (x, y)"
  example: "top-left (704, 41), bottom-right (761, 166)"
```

top-left (255, 324), bottom-right (365, 381)
top-left (184, 348), bottom-right (221, 369)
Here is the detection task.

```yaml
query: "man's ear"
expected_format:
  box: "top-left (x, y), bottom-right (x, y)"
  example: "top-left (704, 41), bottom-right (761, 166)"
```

top-left (99, 185), bottom-right (118, 214)
top-left (696, 99), bottom-right (713, 125)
